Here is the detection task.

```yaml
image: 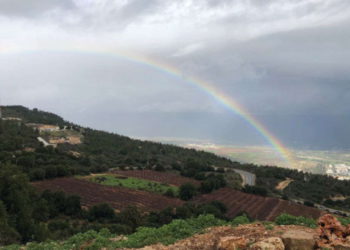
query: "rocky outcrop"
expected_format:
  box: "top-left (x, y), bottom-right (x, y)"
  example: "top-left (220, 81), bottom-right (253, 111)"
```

top-left (281, 230), bottom-right (315, 250)
top-left (317, 214), bottom-right (350, 249)
top-left (134, 224), bottom-right (316, 250)
top-left (250, 237), bottom-right (285, 250)
top-left (133, 215), bottom-right (350, 250)
top-left (217, 236), bottom-right (248, 250)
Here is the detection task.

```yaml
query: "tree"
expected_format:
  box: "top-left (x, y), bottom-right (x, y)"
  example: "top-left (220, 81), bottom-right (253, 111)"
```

top-left (0, 164), bottom-right (38, 242)
top-left (242, 185), bottom-right (268, 196)
top-left (64, 195), bottom-right (82, 216)
top-left (0, 200), bottom-right (20, 245)
top-left (179, 183), bottom-right (196, 200)
top-left (88, 203), bottom-right (115, 221)
top-left (119, 206), bottom-right (143, 230)
top-left (200, 174), bottom-right (226, 193)
top-left (164, 188), bottom-right (175, 197)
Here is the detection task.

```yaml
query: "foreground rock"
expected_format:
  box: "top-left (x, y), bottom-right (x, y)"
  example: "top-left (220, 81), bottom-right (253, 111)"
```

top-left (281, 230), bottom-right (315, 250)
top-left (120, 214), bottom-right (350, 250)
top-left (128, 224), bottom-right (316, 250)
top-left (317, 214), bottom-right (350, 249)
top-left (250, 237), bottom-right (284, 250)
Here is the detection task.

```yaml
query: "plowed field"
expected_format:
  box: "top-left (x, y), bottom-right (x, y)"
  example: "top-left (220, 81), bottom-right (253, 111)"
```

top-left (32, 177), bottom-right (184, 212)
top-left (192, 187), bottom-right (322, 221)
top-left (112, 170), bottom-right (201, 187)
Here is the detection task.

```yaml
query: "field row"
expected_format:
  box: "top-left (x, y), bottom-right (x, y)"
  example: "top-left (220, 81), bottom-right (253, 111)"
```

top-left (193, 187), bottom-right (322, 220)
top-left (33, 177), bottom-right (184, 212)
top-left (82, 173), bottom-right (179, 195)
top-left (111, 170), bottom-right (201, 187)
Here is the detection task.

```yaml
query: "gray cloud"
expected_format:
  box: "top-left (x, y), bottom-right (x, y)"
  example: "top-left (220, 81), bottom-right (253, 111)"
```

top-left (0, 0), bottom-right (76, 17)
top-left (1, 0), bottom-right (350, 149)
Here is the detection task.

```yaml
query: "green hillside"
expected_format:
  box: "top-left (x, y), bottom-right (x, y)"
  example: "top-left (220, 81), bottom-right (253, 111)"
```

top-left (1, 105), bottom-right (350, 247)
top-left (1, 106), bottom-right (240, 181)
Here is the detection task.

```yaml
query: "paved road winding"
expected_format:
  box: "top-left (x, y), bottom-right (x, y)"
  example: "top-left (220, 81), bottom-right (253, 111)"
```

top-left (232, 169), bottom-right (256, 186)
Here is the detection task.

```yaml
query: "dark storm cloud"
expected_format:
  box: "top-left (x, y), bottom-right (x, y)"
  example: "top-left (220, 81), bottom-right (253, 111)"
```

top-left (1, 0), bottom-right (350, 148)
top-left (0, 0), bottom-right (76, 17)
top-left (167, 15), bottom-right (350, 116)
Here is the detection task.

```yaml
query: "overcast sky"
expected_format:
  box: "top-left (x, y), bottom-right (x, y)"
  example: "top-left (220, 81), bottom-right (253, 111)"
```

top-left (1, 0), bottom-right (350, 149)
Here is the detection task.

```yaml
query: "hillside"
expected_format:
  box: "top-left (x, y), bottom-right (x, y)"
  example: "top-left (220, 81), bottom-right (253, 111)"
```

top-left (5, 214), bottom-right (350, 249)
top-left (2, 105), bottom-right (350, 207)
top-left (0, 105), bottom-right (242, 182)
top-left (1, 105), bottom-right (350, 247)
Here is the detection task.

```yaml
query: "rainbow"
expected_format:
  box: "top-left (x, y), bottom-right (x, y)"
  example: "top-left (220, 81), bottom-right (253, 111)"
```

top-left (1, 47), bottom-right (295, 167)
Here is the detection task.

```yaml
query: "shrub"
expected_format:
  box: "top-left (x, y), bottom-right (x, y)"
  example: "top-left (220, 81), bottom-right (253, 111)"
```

top-left (179, 183), bottom-right (196, 201)
top-left (242, 186), bottom-right (268, 196)
top-left (338, 217), bottom-right (350, 226)
top-left (164, 188), bottom-right (175, 197)
top-left (274, 213), bottom-right (316, 228)
top-left (231, 214), bottom-right (250, 226)
top-left (113, 214), bottom-right (226, 248)
top-left (88, 203), bottom-right (115, 222)
top-left (119, 206), bottom-right (143, 230)
top-left (303, 200), bottom-right (314, 207)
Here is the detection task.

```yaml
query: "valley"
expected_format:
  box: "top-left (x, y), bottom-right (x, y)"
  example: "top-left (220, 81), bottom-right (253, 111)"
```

top-left (182, 142), bottom-right (350, 178)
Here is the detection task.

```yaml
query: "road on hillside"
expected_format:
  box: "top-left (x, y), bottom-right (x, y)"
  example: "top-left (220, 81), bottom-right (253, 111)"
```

top-left (232, 169), bottom-right (256, 186)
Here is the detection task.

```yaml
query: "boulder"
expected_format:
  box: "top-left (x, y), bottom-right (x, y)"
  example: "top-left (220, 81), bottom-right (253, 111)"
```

top-left (217, 236), bottom-right (248, 250)
top-left (318, 214), bottom-right (346, 240)
top-left (317, 214), bottom-right (350, 249)
top-left (282, 230), bottom-right (315, 250)
top-left (250, 237), bottom-right (285, 250)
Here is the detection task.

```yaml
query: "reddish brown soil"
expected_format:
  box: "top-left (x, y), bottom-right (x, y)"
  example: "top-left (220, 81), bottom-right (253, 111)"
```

top-left (192, 187), bottom-right (322, 221)
top-left (112, 170), bottom-right (201, 187)
top-left (32, 177), bottom-right (184, 212)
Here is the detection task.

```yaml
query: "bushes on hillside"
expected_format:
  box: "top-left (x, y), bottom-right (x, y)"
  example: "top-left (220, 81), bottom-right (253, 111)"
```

top-left (231, 214), bottom-right (250, 226)
top-left (274, 213), bottom-right (316, 228)
top-left (242, 185), bottom-right (268, 196)
top-left (179, 183), bottom-right (197, 200)
top-left (88, 203), bottom-right (115, 222)
top-left (200, 174), bottom-right (226, 193)
top-left (114, 214), bottom-right (226, 248)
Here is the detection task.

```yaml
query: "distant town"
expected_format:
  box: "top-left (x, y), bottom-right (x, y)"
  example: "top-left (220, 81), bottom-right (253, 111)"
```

top-left (326, 164), bottom-right (350, 180)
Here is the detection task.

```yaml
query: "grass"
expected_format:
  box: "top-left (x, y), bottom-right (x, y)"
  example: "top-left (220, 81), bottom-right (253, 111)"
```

top-left (274, 213), bottom-right (317, 228)
top-left (83, 174), bottom-right (179, 196)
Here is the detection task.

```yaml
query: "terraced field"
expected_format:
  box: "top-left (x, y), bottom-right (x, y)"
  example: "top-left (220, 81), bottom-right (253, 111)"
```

top-left (82, 174), bottom-right (179, 195)
top-left (192, 187), bottom-right (322, 221)
top-left (32, 177), bottom-right (184, 212)
top-left (112, 170), bottom-right (201, 187)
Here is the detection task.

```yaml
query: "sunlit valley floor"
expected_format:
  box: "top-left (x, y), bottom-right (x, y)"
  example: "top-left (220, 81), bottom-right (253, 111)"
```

top-left (147, 138), bottom-right (350, 179)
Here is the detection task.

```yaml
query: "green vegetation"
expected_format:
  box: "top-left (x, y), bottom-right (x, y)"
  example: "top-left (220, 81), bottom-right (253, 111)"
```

top-left (231, 214), bottom-right (250, 226)
top-left (0, 106), bottom-right (241, 188)
top-left (323, 198), bottom-right (350, 212)
top-left (3, 105), bottom-right (350, 247)
top-left (3, 215), bottom-right (227, 250)
top-left (274, 213), bottom-right (317, 228)
top-left (263, 222), bottom-right (275, 230)
top-left (337, 216), bottom-right (350, 226)
top-left (179, 183), bottom-right (197, 200)
top-left (242, 185), bottom-right (268, 196)
top-left (87, 174), bottom-right (178, 195)
top-left (232, 162), bottom-right (350, 207)
top-left (115, 214), bottom-right (226, 248)
top-left (0, 160), bottom-right (229, 246)
top-left (4, 211), bottom-right (325, 250)
top-left (3, 105), bottom-right (350, 210)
